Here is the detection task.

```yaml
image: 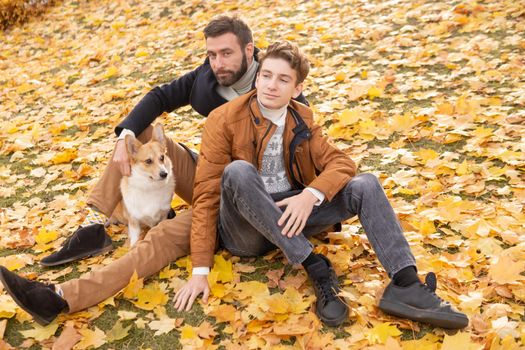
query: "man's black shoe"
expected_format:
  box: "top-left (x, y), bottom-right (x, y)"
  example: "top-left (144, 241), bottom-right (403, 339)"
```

top-left (305, 254), bottom-right (349, 327)
top-left (0, 266), bottom-right (68, 326)
top-left (379, 272), bottom-right (469, 329)
top-left (40, 224), bottom-right (113, 267)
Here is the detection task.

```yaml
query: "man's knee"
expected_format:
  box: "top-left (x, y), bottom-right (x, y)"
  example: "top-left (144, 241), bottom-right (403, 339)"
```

top-left (136, 126), bottom-right (154, 143)
top-left (222, 160), bottom-right (257, 187)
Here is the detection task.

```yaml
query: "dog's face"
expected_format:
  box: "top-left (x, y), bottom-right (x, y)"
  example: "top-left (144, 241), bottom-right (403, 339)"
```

top-left (125, 124), bottom-right (172, 182)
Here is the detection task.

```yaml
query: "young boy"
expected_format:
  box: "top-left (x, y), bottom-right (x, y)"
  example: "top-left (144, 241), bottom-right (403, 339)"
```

top-left (174, 41), bottom-right (468, 328)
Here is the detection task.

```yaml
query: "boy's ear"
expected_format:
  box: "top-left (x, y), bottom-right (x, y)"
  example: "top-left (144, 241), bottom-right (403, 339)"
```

top-left (125, 135), bottom-right (142, 158)
top-left (151, 124), bottom-right (166, 146)
top-left (292, 82), bottom-right (303, 99)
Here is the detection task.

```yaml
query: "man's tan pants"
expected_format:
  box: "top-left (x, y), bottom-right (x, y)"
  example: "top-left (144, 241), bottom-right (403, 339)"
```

top-left (60, 126), bottom-right (196, 313)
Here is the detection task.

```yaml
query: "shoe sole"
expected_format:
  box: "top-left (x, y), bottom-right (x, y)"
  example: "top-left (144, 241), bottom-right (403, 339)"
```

top-left (40, 244), bottom-right (114, 267)
top-left (379, 299), bottom-right (468, 329)
top-left (316, 301), bottom-right (349, 327)
top-left (0, 269), bottom-right (52, 326)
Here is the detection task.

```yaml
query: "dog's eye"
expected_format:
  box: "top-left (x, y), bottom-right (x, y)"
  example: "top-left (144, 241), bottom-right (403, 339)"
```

top-left (145, 159), bottom-right (153, 165)
top-left (160, 155), bottom-right (164, 162)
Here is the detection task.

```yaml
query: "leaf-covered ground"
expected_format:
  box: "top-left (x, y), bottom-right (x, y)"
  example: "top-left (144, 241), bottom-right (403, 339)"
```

top-left (0, 0), bottom-right (524, 349)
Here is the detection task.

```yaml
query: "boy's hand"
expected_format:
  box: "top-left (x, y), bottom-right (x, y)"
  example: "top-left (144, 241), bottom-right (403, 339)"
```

top-left (113, 139), bottom-right (131, 176)
top-left (174, 275), bottom-right (210, 312)
top-left (276, 190), bottom-right (318, 238)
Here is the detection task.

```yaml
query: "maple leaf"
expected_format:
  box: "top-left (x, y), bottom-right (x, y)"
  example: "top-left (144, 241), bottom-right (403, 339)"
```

top-left (234, 281), bottom-right (270, 301)
top-left (272, 314), bottom-right (316, 336)
top-left (75, 327), bottom-right (106, 350)
top-left (132, 282), bottom-right (169, 310)
top-left (458, 291), bottom-right (483, 313)
top-left (441, 332), bottom-right (483, 350)
top-left (0, 254), bottom-right (33, 271)
top-left (180, 325), bottom-right (204, 348)
top-left (51, 149), bottom-right (78, 165)
top-left (197, 320), bottom-right (218, 340)
top-left (265, 268), bottom-right (284, 288)
top-left (208, 304), bottom-right (236, 323)
top-left (489, 253), bottom-right (525, 285)
top-left (121, 270), bottom-right (143, 299)
top-left (212, 254), bottom-right (233, 283)
top-left (19, 322), bottom-right (58, 342)
top-left (401, 333), bottom-right (441, 350)
top-left (148, 316), bottom-right (181, 336)
top-left (105, 320), bottom-right (131, 342)
top-left (367, 86), bottom-right (383, 100)
top-left (265, 293), bottom-right (289, 314)
top-left (339, 108), bottom-right (363, 126)
top-left (367, 337), bottom-right (402, 350)
top-left (159, 265), bottom-right (177, 279)
top-left (366, 322), bottom-right (401, 344)
top-left (34, 228), bottom-right (58, 245)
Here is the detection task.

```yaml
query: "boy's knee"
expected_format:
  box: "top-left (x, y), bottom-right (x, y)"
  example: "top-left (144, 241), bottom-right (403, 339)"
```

top-left (346, 173), bottom-right (382, 197)
top-left (222, 160), bottom-right (257, 185)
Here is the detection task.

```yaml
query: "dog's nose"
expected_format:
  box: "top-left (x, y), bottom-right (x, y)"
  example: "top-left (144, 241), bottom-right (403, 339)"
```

top-left (159, 171), bottom-right (168, 179)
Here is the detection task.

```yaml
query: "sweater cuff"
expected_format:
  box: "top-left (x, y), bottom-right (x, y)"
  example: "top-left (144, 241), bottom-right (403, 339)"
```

top-left (192, 267), bottom-right (210, 276)
top-left (118, 128), bottom-right (135, 140)
top-left (305, 187), bottom-right (325, 206)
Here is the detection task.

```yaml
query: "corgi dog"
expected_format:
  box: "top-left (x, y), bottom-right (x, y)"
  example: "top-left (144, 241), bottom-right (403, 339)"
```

top-left (111, 124), bottom-right (175, 247)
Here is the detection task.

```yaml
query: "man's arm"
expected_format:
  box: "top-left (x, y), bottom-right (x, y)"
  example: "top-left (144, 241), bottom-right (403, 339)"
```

top-left (173, 108), bottom-right (232, 311)
top-left (115, 65), bottom-right (202, 137)
top-left (307, 123), bottom-right (356, 199)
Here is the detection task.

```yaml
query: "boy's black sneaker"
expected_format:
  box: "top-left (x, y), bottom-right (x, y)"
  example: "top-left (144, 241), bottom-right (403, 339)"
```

top-left (379, 272), bottom-right (468, 329)
top-left (305, 254), bottom-right (348, 327)
top-left (0, 266), bottom-right (68, 326)
top-left (40, 223), bottom-right (113, 267)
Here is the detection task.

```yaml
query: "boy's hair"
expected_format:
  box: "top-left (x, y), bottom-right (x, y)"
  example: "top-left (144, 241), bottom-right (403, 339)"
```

top-left (258, 41), bottom-right (310, 84)
top-left (203, 15), bottom-right (253, 49)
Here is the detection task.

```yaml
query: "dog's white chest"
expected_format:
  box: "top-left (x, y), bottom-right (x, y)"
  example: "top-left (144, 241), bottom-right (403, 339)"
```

top-left (121, 174), bottom-right (174, 227)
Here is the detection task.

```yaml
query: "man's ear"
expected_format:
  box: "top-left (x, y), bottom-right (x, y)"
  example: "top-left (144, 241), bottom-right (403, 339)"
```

top-left (255, 72), bottom-right (260, 89)
top-left (292, 82), bottom-right (303, 99)
top-left (125, 135), bottom-right (142, 158)
top-left (245, 42), bottom-right (255, 62)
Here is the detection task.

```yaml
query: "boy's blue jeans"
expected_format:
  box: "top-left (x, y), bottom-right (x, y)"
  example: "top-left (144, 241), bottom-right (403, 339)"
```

top-left (218, 160), bottom-right (416, 277)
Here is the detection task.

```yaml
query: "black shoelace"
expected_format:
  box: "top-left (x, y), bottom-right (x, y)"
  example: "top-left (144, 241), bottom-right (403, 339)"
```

top-left (316, 277), bottom-right (338, 303)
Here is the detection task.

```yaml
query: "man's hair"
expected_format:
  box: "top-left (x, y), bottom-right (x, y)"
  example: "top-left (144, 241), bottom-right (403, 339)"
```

top-left (258, 41), bottom-right (310, 84)
top-left (203, 15), bottom-right (253, 49)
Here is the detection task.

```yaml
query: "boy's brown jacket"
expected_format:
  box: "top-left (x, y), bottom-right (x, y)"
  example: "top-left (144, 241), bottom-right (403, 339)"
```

top-left (190, 90), bottom-right (357, 268)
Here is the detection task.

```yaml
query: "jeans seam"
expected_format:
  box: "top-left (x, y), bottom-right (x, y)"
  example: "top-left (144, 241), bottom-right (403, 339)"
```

top-left (349, 191), bottom-right (397, 272)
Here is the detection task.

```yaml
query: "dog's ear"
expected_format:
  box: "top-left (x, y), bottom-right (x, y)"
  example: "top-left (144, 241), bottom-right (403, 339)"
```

top-left (151, 124), bottom-right (166, 147)
top-left (125, 134), bottom-right (142, 158)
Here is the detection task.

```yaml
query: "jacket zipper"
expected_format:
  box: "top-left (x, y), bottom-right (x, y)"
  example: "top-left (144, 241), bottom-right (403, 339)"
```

top-left (294, 151), bottom-right (306, 186)
top-left (256, 122), bottom-right (273, 167)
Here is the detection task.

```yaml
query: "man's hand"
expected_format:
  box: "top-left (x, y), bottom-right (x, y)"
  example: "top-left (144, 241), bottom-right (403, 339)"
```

top-left (113, 139), bottom-right (131, 176)
top-left (173, 274), bottom-right (210, 312)
top-left (276, 190), bottom-right (318, 238)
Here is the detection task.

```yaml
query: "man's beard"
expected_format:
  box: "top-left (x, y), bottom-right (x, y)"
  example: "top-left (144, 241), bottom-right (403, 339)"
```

top-left (215, 53), bottom-right (248, 87)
